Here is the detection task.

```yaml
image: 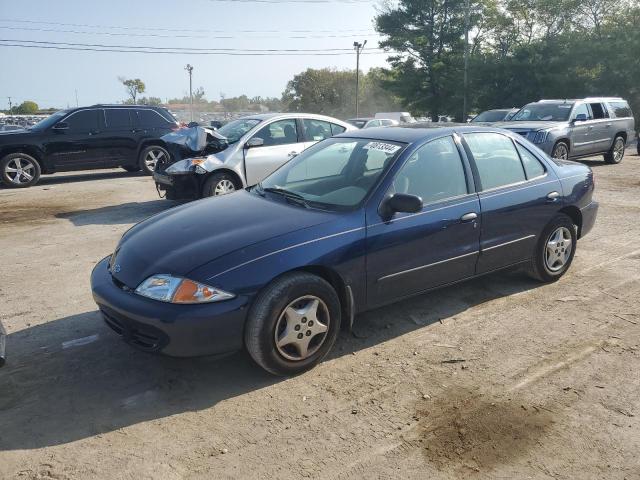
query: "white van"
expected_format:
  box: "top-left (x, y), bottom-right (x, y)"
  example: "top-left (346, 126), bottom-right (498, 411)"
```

top-left (375, 112), bottom-right (416, 124)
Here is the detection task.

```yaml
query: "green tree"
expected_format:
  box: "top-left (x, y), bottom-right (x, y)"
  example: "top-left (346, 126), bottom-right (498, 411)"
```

top-left (15, 101), bottom-right (39, 114)
top-left (118, 77), bottom-right (146, 103)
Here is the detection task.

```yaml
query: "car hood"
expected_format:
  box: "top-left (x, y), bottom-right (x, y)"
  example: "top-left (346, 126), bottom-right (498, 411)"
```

top-left (0, 129), bottom-right (35, 140)
top-left (110, 190), bottom-right (339, 288)
top-left (494, 121), bottom-right (566, 131)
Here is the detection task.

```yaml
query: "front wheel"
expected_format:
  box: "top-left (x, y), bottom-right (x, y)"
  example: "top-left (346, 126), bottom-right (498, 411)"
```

top-left (527, 214), bottom-right (577, 283)
top-left (604, 136), bottom-right (625, 164)
top-left (0, 153), bottom-right (41, 188)
top-left (202, 172), bottom-right (239, 198)
top-left (551, 141), bottom-right (569, 160)
top-left (139, 145), bottom-right (170, 175)
top-left (244, 272), bottom-right (342, 376)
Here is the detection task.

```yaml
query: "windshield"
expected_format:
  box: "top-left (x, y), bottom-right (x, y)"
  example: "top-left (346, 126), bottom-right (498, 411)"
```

top-left (216, 118), bottom-right (262, 144)
top-left (258, 137), bottom-right (405, 210)
top-left (472, 110), bottom-right (508, 122)
top-left (30, 110), bottom-right (69, 130)
top-left (511, 103), bottom-right (573, 122)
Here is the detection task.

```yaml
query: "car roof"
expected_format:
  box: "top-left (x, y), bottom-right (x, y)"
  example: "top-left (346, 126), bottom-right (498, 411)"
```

top-left (337, 125), bottom-right (520, 143)
top-left (347, 118), bottom-right (374, 121)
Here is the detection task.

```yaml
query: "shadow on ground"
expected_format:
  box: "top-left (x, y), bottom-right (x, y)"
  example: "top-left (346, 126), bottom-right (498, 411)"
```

top-left (0, 271), bottom-right (542, 451)
top-left (56, 200), bottom-right (183, 226)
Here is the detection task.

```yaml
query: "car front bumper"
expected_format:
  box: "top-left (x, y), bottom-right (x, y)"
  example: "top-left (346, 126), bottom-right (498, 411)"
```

top-left (153, 171), bottom-right (200, 199)
top-left (90, 256), bottom-right (248, 357)
top-left (580, 200), bottom-right (598, 238)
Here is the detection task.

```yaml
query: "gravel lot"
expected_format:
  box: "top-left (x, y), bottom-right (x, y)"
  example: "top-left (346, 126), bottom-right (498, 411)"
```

top-left (0, 151), bottom-right (639, 480)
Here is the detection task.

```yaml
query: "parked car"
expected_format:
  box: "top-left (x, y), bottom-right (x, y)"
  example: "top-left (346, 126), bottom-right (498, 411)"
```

top-left (471, 108), bottom-right (519, 124)
top-left (375, 112), bottom-right (416, 124)
top-left (347, 118), bottom-right (399, 129)
top-left (0, 319), bottom-right (6, 367)
top-left (496, 97), bottom-right (635, 164)
top-left (91, 126), bottom-right (597, 375)
top-left (0, 105), bottom-right (180, 188)
top-left (0, 124), bottom-right (23, 132)
top-left (154, 113), bottom-right (355, 199)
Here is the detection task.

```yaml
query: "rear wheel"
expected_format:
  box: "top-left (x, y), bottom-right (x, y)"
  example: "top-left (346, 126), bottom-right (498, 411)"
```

top-left (139, 145), bottom-right (169, 175)
top-left (551, 141), bottom-right (569, 160)
top-left (604, 136), bottom-right (625, 164)
top-left (527, 214), bottom-right (576, 283)
top-left (244, 272), bottom-right (341, 376)
top-left (202, 172), bottom-right (239, 198)
top-left (0, 153), bottom-right (41, 188)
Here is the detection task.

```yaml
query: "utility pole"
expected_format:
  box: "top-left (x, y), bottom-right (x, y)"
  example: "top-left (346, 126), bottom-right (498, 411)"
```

top-left (75, 89), bottom-right (79, 107)
top-left (462, 0), bottom-right (470, 123)
top-left (185, 64), bottom-right (194, 122)
top-left (7, 97), bottom-right (12, 113)
top-left (353, 40), bottom-right (367, 118)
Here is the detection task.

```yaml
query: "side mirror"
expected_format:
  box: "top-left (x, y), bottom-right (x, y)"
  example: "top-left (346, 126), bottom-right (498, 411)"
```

top-left (52, 122), bottom-right (69, 131)
top-left (379, 193), bottom-right (423, 220)
top-left (573, 113), bottom-right (588, 123)
top-left (245, 137), bottom-right (264, 149)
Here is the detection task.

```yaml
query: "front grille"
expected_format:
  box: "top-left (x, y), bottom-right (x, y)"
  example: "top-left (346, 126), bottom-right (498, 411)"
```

top-left (100, 307), bottom-right (169, 352)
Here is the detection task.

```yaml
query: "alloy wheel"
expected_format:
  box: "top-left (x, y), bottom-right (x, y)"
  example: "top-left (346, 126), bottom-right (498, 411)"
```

top-left (274, 295), bottom-right (330, 361)
top-left (144, 148), bottom-right (167, 171)
top-left (214, 179), bottom-right (236, 196)
top-left (553, 143), bottom-right (568, 160)
top-left (613, 138), bottom-right (625, 162)
top-left (545, 226), bottom-right (573, 272)
top-left (4, 156), bottom-right (36, 185)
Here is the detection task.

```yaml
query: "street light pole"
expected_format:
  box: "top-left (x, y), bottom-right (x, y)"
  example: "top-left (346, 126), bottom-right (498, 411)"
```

top-left (185, 64), bottom-right (194, 123)
top-left (353, 40), bottom-right (367, 118)
top-left (462, 0), bottom-right (470, 123)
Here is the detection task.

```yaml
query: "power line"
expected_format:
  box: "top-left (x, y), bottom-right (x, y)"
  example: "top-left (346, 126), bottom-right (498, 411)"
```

top-left (0, 38), bottom-right (387, 53)
top-left (0, 41), bottom-right (392, 56)
top-left (0, 18), bottom-right (377, 34)
top-left (0, 25), bottom-right (381, 40)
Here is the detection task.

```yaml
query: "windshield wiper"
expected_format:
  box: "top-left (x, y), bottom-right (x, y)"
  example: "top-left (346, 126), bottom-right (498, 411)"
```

top-left (262, 186), bottom-right (310, 208)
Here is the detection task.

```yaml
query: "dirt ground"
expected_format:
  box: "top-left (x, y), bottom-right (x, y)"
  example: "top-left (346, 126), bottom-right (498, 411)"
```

top-left (0, 151), bottom-right (639, 480)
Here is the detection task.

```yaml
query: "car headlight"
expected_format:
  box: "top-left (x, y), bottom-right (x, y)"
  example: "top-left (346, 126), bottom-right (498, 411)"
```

top-left (528, 130), bottom-right (550, 144)
top-left (165, 158), bottom-right (207, 174)
top-left (135, 274), bottom-right (235, 304)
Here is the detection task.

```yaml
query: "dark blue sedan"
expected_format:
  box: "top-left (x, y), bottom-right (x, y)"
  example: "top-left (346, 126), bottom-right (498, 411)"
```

top-left (91, 126), bottom-right (598, 375)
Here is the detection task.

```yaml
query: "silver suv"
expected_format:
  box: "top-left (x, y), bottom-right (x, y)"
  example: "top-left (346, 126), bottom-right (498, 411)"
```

top-left (496, 97), bottom-right (635, 164)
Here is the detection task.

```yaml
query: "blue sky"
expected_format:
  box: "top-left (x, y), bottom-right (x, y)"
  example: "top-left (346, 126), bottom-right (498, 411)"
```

top-left (0, 0), bottom-right (389, 109)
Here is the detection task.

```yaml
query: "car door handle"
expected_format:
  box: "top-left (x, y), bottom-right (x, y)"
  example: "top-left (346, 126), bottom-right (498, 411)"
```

top-left (460, 212), bottom-right (478, 222)
top-left (547, 191), bottom-right (560, 200)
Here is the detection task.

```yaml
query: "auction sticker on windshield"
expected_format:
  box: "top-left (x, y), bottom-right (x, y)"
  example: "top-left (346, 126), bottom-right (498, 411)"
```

top-left (363, 142), bottom-right (401, 154)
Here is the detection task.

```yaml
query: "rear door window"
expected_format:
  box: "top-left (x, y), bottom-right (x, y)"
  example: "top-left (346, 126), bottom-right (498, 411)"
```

top-left (330, 123), bottom-right (346, 135)
top-left (589, 103), bottom-right (609, 119)
top-left (137, 109), bottom-right (169, 128)
top-left (464, 132), bottom-right (526, 190)
top-left (392, 136), bottom-right (468, 204)
top-left (516, 143), bottom-right (546, 179)
top-left (608, 101), bottom-right (632, 118)
top-left (65, 109), bottom-right (99, 133)
top-left (104, 109), bottom-right (132, 130)
top-left (302, 119), bottom-right (332, 141)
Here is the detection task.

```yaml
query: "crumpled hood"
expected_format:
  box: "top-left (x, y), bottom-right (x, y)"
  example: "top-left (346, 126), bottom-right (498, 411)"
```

top-left (495, 121), bottom-right (566, 132)
top-left (110, 191), bottom-right (338, 288)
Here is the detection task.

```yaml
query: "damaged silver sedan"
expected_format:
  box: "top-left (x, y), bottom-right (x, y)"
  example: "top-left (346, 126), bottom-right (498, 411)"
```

top-left (153, 113), bottom-right (355, 199)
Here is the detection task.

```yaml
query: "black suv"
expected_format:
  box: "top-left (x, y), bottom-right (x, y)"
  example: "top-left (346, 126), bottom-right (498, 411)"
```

top-left (0, 105), bottom-right (179, 188)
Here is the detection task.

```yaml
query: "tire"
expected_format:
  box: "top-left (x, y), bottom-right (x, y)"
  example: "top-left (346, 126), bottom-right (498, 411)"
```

top-left (604, 135), bottom-right (625, 164)
top-left (121, 165), bottom-right (141, 173)
top-left (138, 145), bottom-right (170, 175)
top-left (0, 153), bottom-right (41, 188)
top-left (527, 214), bottom-right (577, 283)
top-left (551, 141), bottom-right (569, 160)
top-left (202, 172), bottom-right (240, 198)
top-left (244, 272), bottom-right (342, 376)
